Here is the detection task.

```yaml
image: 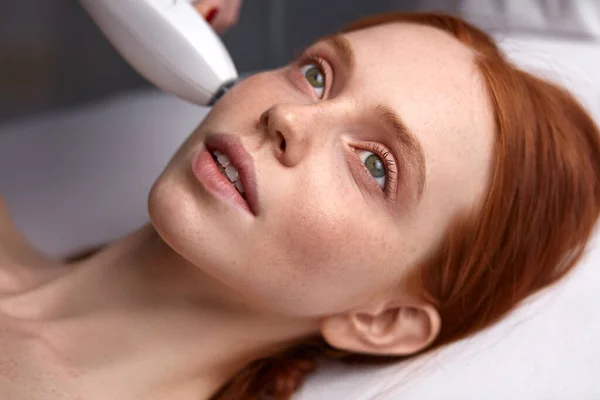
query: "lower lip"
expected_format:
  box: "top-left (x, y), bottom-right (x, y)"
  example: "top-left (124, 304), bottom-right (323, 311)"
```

top-left (191, 148), bottom-right (252, 215)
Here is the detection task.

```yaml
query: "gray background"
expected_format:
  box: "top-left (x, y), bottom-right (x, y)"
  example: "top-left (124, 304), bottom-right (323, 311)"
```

top-left (0, 0), bottom-right (421, 121)
top-left (1, 0), bottom-right (596, 122)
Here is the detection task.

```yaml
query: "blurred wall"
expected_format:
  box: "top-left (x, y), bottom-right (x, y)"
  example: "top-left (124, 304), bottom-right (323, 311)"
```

top-left (0, 0), bottom-right (422, 122)
top-left (1, 0), bottom-right (595, 122)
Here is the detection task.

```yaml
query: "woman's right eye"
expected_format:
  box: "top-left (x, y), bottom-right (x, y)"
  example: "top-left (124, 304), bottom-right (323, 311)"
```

top-left (356, 149), bottom-right (387, 189)
top-left (300, 64), bottom-right (325, 98)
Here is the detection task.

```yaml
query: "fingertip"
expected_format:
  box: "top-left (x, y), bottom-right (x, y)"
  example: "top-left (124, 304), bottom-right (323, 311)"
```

top-left (206, 7), bottom-right (219, 23)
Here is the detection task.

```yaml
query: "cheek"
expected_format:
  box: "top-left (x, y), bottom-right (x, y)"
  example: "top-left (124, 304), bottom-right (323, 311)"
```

top-left (210, 70), bottom-right (304, 118)
top-left (269, 171), bottom-right (365, 270)
top-left (251, 180), bottom-right (396, 314)
top-left (284, 200), bottom-right (359, 270)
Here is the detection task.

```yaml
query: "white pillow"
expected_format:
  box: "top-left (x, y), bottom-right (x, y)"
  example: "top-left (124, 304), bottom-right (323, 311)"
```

top-left (0, 34), bottom-right (598, 400)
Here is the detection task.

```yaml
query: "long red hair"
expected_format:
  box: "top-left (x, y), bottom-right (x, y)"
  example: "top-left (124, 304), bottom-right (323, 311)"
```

top-left (211, 12), bottom-right (600, 400)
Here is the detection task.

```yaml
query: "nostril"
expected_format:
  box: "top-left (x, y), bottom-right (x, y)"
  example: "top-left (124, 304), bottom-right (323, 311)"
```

top-left (277, 132), bottom-right (286, 152)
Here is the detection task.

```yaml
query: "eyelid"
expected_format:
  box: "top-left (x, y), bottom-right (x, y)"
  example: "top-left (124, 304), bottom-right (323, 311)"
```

top-left (297, 50), bottom-right (333, 99)
top-left (349, 141), bottom-right (399, 201)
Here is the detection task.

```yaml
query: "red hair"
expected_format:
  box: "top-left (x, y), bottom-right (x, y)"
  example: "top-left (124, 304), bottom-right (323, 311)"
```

top-left (211, 12), bottom-right (600, 400)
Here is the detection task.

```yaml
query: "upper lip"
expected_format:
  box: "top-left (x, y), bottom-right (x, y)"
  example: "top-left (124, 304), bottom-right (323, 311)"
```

top-left (204, 133), bottom-right (259, 215)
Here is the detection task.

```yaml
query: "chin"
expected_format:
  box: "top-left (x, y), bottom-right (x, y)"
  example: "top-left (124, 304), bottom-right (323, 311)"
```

top-left (147, 166), bottom-right (212, 252)
top-left (148, 173), bottom-right (188, 252)
top-left (148, 169), bottom-right (244, 276)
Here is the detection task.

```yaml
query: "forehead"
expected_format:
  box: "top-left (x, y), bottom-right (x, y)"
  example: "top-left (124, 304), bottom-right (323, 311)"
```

top-left (340, 23), bottom-right (484, 123)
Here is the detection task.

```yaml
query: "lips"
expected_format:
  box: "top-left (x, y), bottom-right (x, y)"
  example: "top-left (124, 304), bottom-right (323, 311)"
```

top-left (191, 134), bottom-right (259, 216)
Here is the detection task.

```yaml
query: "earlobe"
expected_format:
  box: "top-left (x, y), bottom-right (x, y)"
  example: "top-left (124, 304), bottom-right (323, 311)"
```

top-left (321, 303), bottom-right (440, 356)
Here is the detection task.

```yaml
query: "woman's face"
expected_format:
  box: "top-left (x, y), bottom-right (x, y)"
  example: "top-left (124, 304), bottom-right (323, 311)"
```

top-left (149, 23), bottom-right (494, 316)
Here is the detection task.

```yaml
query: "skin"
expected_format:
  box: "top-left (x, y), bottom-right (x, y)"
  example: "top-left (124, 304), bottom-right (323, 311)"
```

top-left (0, 23), bottom-right (493, 400)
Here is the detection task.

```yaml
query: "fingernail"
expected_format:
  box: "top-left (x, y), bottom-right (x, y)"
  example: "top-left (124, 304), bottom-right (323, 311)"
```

top-left (206, 7), bottom-right (219, 23)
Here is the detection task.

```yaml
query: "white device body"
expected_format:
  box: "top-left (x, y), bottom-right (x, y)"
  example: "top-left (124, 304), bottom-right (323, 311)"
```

top-left (79, 0), bottom-right (238, 106)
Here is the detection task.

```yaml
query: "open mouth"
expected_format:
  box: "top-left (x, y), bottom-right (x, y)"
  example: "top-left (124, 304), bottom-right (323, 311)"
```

top-left (210, 150), bottom-right (247, 200)
top-left (193, 133), bottom-right (258, 216)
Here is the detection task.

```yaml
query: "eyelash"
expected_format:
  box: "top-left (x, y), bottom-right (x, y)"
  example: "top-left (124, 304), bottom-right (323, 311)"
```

top-left (362, 142), bottom-right (398, 198)
top-left (298, 51), bottom-right (330, 97)
top-left (297, 51), bottom-right (398, 199)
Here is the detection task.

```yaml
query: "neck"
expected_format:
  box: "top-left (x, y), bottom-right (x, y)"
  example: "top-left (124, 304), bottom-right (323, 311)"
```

top-left (7, 224), bottom-right (318, 400)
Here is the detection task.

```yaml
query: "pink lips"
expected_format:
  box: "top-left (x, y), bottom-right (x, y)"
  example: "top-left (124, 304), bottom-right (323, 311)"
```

top-left (191, 134), bottom-right (258, 216)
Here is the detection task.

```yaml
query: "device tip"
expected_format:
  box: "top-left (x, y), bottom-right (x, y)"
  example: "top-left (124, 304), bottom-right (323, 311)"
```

top-left (208, 79), bottom-right (238, 106)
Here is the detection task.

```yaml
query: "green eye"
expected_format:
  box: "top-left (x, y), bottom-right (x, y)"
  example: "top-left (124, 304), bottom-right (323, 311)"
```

top-left (300, 64), bottom-right (324, 98)
top-left (357, 150), bottom-right (386, 189)
top-left (365, 154), bottom-right (385, 178)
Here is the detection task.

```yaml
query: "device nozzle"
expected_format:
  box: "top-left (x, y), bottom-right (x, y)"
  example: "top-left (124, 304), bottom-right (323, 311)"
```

top-left (208, 79), bottom-right (238, 106)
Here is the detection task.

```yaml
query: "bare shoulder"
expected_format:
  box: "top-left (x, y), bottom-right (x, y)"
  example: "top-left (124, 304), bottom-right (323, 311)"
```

top-left (0, 195), bottom-right (16, 236)
top-left (0, 195), bottom-right (22, 295)
top-left (0, 194), bottom-right (26, 294)
top-left (0, 194), bottom-right (21, 246)
top-left (0, 194), bottom-right (14, 248)
top-left (0, 194), bottom-right (8, 221)
top-left (0, 194), bottom-right (66, 297)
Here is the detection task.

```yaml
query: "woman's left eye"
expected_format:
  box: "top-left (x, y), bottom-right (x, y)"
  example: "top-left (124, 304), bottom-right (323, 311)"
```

top-left (300, 64), bottom-right (325, 98)
top-left (356, 150), bottom-right (386, 189)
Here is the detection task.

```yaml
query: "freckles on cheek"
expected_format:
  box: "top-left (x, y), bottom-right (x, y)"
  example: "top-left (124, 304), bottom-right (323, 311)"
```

top-left (282, 201), bottom-right (375, 276)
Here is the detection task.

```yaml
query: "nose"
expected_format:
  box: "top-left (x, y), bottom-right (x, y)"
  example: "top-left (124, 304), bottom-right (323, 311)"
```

top-left (258, 103), bottom-right (315, 168)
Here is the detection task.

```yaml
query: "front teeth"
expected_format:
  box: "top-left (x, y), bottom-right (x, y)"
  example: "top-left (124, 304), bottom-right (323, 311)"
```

top-left (213, 151), bottom-right (245, 195)
top-left (216, 153), bottom-right (230, 166)
top-left (225, 165), bottom-right (239, 181)
top-left (234, 180), bottom-right (244, 194)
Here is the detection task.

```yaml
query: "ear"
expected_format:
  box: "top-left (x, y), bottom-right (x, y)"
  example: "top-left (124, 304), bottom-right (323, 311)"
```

top-left (320, 302), bottom-right (440, 356)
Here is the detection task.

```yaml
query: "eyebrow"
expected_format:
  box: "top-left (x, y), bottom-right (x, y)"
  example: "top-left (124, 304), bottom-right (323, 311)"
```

top-left (375, 105), bottom-right (427, 198)
top-left (319, 34), bottom-right (356, 72)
